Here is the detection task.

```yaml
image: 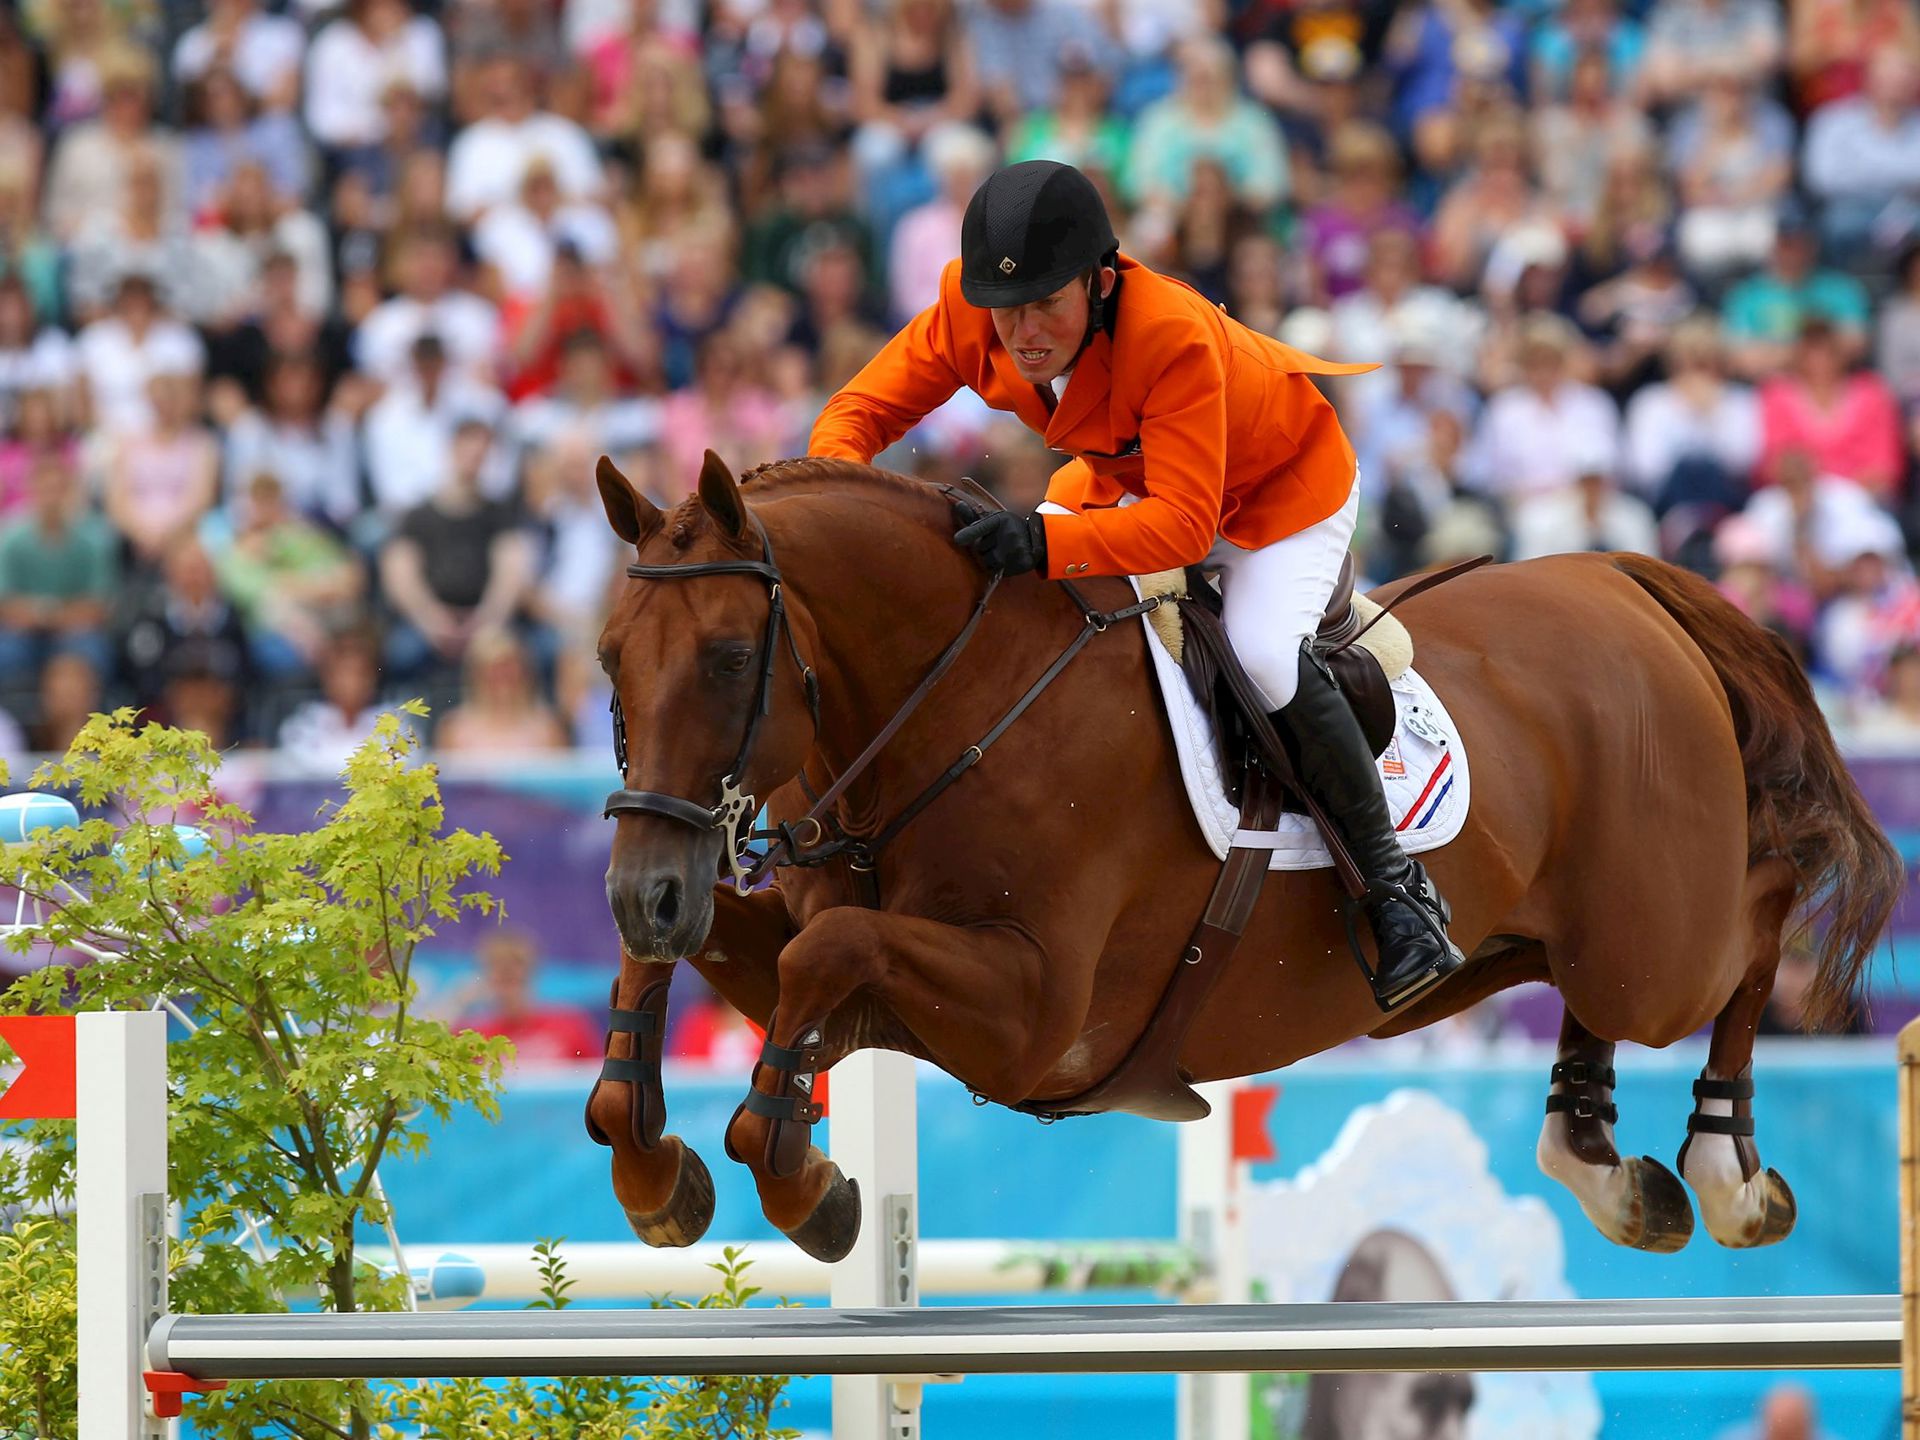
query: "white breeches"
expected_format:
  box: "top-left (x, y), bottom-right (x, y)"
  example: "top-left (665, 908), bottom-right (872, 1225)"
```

top-left (1215, 482), bottom-right (1360, 711)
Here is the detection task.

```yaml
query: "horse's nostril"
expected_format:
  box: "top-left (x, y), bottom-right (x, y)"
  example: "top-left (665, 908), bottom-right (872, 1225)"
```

top-left (647, 877), bottom-right (682, 932)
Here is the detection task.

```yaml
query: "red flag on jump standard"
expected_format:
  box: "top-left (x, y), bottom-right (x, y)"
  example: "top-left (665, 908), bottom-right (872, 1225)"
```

top-left (0, 1015), bottom-right (78, 1120)
top-left (1231, 1084), bottom-right (1278, 1164)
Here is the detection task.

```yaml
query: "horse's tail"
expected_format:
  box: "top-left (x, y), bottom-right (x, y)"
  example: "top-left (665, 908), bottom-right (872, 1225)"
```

top-left (1612, 552), bottom-right (1901, 1029)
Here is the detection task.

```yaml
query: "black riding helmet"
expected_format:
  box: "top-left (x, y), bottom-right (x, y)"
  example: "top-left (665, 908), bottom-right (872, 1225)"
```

top-left (959, 160), bottom-right (1118, 310)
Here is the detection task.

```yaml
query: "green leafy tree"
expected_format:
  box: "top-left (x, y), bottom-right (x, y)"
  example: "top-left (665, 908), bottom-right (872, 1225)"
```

top-left (0, 711), bottom-right (794, 1440)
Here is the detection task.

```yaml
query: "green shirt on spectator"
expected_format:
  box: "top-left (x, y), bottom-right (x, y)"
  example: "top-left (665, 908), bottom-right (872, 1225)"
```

top-left (1006, 113), bottom-right (1133, 194)
top-left (0, 511), bottom-right (117, 601)
top-left (216, 521), bottom-right (351, 628)
top-left (1722, 268), bottom-right (1871, 344)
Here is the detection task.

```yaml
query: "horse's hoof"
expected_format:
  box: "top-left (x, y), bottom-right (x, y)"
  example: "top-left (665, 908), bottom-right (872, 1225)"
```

top-left (1621, 1155), bottom-right (1694, 1254)
top-left (783, 1165), bottom-right (862, 1263)
top-left (625, 1142), bottom-right (716, 1248)
top-left (1735, 1167), bottom-right (1798, 1248)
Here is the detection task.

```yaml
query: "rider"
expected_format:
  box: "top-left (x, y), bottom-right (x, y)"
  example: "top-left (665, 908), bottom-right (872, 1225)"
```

top-left (808, 159), bottom-right (1463, 1012)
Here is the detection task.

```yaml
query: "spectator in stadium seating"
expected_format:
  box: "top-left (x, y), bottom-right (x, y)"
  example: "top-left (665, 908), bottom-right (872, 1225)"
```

top-left (181, 68), bottom-right (311, 222)
top-left (42, 44), bottom-right (179, 244)
top-left (1157, 158), bottom-right (1262, 306)
top-left (522, 431), bottom-right (628, 647)
top-left (1126, 36), bottom-right (1288, 217)
top-left (1712, 513), bottom-right (1818, 660)
top-left (1803, 50), bottom-right (1920, 268)
top-left (1300, 122), bottom-right (1419, 305)
top-left (212, 472), bottom-right (364, 680)
top-left (116, 532), bottom-right (253, 718)
top-left (499, 236), bottom-right (634, 402)
top-left (741, 143), bottom-right (866, 298)
top-left (659, 331), bottom-right (797, 490)
top-left (32, 650), bottom-right (101, 755)
top-left (63, 145), bottom-right (203, 325)
top-left (1571, 134), bottom-right (1675, 290)
top-left (171, 0), bottom-right (305, 114)
top-left (1468, 315), bottom-right (1620, 503)
top-left (1534, 51), bottom-right (1651, 231)
top-left (585, 0), bottom-right (708, 153)
top-left (1509, 446), bottom-right (1659, 559)
top-left (192, 162), bottom-right (333, 327)
top-left (1530, 0), bottom-right (1643, 102)
top-left (888, 124), bottom-right (996, 325)
top-left (459, 929), bottom-right (597, 1064)
top-left (1789, 0), bottom-right (1920, 112)
top-left (36, 0), bottom-right (132, 131)
top-left (0, 450), bottom-right (115, 685)
top-left (1812, 518), bottom-right (1919, 689)
top-left (1386, 0), bottom-right (1529, 174)
top-left (275, 625), bottom-right (390, 769)
top-left (435, 626), bottom-right (569, 753)
top-left (218, 353), bottom-right (359, 527)
top-left (617, 131), bottom-right (738, 293)
top-left (0, 169), bottom-right (61, 326)
top-left (363, 333), bottom-right (508, 521)
top-left (1349, 311), bottom-right (1481, 500)
top-left (204, 249), bottom-right (352, 403)
top-left (447, 0), bottom-right (572, 125)
top-left (0, 277), bottom-right (73, 425)
top-left (354, 224), bottom-right (499, 385)
top-left (445, 54), bottom-right (603, 225)
top-left (0, 387), bottom-right (76, 519)
top-left (1641, 0), bottom-right (1782, 105)
top-left (1668, 67), bottom-right (1793, 281)
top-left (329, 78), bottom-right (441, 207)
top-left (511, 328), bottom-right (660, 462)
top-left (1722, 216), bottom-right (1870, 380)
top-left (1004, 42), bottom-right (1129, 182)
top-left (474, 155), bottom-right (619, 302)
top-left (1224, 232), bottom-right (1287, 340)
top-left (968, 0), bottom-right (1111, 131)
top-left (377, 417), bottom-right (536, 679)
top-left (847, 0), bottom-right (980, 207)
top-left (1429, 109), bottom-right (1552, 293)
top-left (0, 4), bottom-right (46, 189)
top-left (1757, 318), bottom-right (1904, 498)
top-left (1622, 315), bottom-right (1760, 512)
top-left (1880, 243), bottom-right (1920, 432)
top-left (104, 371), bottom-right (219, 570)
top-left (1576, 228), bottom-right (1697, 398)
top-left (303, 0), bottom-right (447, 156)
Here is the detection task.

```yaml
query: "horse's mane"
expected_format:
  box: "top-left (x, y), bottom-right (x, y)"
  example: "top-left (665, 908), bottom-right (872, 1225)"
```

top-left (738, 456), bottom-right (961, 513)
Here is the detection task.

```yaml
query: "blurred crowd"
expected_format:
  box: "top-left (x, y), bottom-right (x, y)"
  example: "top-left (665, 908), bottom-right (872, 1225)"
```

top-left (1, 0), bottom-right (1919, 755)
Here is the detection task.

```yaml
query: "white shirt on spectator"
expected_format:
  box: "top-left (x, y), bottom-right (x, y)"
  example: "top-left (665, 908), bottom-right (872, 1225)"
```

top-left (444, 114), bottom-right (602, 222)
top-left (354, 293), bottom-right (501, 386)
top-left (1743, 473), bottom-right (1900, 572)
top-left (1467, 381), bottom-right (1621, 500)
top-left (362, 376), bottom-right (509, 516)
top-left (511, 395), bottom-right (662, 459)
top-left (537, 495), bottom-right (626, 625)
top-left (0, 329), bottom-right (76, 417)
top-left (172, 11), bottom-right (307, 101)
top-left (222, 409), bottom-right (361, 526)
top-left (303, 14), bottom-right (447, 149)
top-left (472, 202), bottom-right (619, 296)
top-left (1509, 484), bottom-right (1660, 560)
top-left (276, 700), bottom-right (396, 775)
top-left (1622, 381), bottom-right (1761, 498)
top-left (192, 209), bottom-right (335, 321)
top-left (1803, 97), bottom-right (1920, 202)
top-left (74, 316), bottom-right (205, 434)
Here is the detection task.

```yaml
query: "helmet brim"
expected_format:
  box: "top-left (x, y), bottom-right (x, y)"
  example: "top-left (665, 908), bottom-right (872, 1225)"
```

top-left (959, 260), bottom-right (1091, 310)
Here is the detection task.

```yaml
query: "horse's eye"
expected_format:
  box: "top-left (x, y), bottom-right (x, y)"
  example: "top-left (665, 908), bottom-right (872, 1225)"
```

top-left (716, 646), bottom-right (753, 676)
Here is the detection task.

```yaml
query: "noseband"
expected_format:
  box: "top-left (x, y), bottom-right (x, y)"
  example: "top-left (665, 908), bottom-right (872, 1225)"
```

top-left (603, 521), bottom-right (820, 893)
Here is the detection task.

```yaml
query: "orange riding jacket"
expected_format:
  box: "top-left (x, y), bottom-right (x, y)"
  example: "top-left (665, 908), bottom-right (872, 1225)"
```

top-left (808, 253), bottom-right (1375, 579)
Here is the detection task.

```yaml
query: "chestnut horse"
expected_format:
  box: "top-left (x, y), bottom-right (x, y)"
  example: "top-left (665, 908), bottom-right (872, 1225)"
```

top-left (585, 450), bottom-right (1899, 1263)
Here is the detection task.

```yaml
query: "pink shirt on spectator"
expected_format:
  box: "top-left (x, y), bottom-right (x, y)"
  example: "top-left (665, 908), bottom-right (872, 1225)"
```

top-left (0, 439), bottom-right (78, 520)
top-left (659, 388), bottom-right (797, 495)
top-left (1757, 373), bottom-right (1904, 497)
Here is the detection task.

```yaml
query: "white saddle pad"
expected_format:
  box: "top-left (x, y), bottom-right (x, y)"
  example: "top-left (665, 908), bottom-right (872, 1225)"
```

top-left (1136, 594), bottom-right (1471, 871)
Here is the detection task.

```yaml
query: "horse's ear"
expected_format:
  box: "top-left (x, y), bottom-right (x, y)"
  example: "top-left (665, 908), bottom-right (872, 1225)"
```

top-left (597, 455), bottom-right (662, 547)
top-left (697, 449), bottom-right (747, 539)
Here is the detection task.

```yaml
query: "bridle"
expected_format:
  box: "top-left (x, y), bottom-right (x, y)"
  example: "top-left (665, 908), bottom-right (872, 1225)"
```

top-left (603, 517), bottom-right (819, 893)
top-left (603, 489), bottom-right (1164, 900)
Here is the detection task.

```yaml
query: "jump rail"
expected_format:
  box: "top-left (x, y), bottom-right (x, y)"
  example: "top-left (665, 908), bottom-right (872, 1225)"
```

top-left (148, 1295), bottom-right (1900, 1379)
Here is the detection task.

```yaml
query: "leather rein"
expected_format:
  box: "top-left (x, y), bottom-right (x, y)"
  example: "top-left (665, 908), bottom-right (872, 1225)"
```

top-left (604, 502), bottom-right (1165, 898)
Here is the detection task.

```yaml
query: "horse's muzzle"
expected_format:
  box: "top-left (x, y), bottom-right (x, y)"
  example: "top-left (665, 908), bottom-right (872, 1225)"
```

top-left (606, 865), bottom-right (715, 962)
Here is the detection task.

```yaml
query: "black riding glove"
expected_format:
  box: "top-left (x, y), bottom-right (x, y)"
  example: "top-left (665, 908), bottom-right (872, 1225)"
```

top-left (952, 502), bottom-right (1049, 576)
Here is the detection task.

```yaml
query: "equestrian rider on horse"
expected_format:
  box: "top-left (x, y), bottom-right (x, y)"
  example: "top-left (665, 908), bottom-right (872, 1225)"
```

top-left (808, 159), bottom-right (1465, 1012)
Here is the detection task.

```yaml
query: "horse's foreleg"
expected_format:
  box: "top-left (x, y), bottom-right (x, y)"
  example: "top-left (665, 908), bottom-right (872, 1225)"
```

top-left (584, 883), bottom-right (794, 1247)
top-left (1535, 1009), bottom-right (1695, 1253)
top-left (724, 905), bottom-right (1059, 1262)
top-left (1677, 860), bottom-right (1799, 1249)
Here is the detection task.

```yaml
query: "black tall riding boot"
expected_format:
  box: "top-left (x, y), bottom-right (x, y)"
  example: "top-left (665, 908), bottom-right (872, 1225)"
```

top-left (1270, 643), bottom-right (1465, 1011)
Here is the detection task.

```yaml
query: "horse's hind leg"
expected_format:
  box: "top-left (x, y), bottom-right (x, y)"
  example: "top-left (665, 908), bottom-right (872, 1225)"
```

top-left (1535, 1009), bottom-right (1695, 1253)
top-left (1677, 860), bottom-right (1799, 1249)
top-left (584, 883), bottom-right (793, 1247)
